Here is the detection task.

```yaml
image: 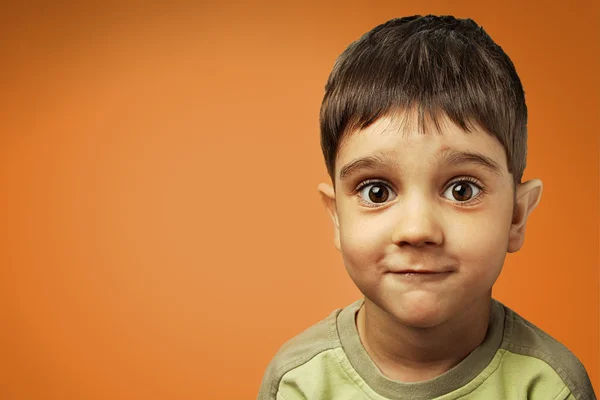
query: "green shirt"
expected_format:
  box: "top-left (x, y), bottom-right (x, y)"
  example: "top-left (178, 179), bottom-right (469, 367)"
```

top-left (258, 298), bottom-right (596, 400)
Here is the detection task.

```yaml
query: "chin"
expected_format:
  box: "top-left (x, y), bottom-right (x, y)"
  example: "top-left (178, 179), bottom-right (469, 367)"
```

top-left (396, 313), bottom-right (447, 329)
top-left (384, 292), bottom-right (451, 329)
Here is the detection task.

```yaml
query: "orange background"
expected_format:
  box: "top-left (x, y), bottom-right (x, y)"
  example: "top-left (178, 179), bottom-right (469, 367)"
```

top-left (1, 2), bottom-right (598, 399)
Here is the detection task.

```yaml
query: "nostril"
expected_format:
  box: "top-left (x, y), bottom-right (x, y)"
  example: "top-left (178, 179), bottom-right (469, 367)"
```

top-left (398, 239), bottom-right (437, 247)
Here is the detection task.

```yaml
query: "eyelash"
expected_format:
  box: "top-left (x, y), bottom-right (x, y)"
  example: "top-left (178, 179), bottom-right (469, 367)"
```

top-left (354, 177), bottom-right (487, 209)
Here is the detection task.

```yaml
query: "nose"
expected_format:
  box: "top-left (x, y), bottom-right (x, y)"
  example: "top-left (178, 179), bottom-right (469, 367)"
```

top-left (391, 192), bottom-right (444, 247)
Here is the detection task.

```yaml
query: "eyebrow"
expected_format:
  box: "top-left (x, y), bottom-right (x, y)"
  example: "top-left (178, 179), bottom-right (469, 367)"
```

top-left (338, 148), bottom-right (503, 181)
top-left (339, 152), bottom-right (399, 181)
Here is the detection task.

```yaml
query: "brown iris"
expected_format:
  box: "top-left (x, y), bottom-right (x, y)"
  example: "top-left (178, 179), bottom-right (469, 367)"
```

top-left (368, 185), bottom-right (389, 203)
top-left (452, 183), bottom-right (473, 201)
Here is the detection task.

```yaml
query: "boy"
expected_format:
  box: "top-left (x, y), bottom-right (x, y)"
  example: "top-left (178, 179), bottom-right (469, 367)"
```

top-left (258, 15), bottom-right (596, 400)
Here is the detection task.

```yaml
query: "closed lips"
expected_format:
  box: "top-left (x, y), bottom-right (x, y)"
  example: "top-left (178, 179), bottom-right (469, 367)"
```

top-left (389, 268), bottom-right (454, 274)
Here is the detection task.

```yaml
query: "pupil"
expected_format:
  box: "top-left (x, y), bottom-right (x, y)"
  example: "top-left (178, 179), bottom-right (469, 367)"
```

top-left (369, 185), bottom-right (388, 202)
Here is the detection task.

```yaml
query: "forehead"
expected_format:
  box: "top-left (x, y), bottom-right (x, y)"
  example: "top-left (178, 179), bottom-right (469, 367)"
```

top-left (336, 112), bottom-right (508, 175)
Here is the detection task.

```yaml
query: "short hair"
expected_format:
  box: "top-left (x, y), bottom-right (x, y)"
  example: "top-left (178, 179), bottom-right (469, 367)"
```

top-left (320, 15), bottom-right (527, 192)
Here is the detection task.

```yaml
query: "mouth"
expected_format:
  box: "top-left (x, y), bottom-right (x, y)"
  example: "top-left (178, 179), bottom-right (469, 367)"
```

top-left (387, 270), bottom-right (453, 281)
top-left (391, 270), bottom-right (449, 274)
top-left (387, 266), bottom-right (455, 278)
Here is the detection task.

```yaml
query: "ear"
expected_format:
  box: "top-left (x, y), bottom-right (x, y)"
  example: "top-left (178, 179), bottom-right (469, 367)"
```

top-left (507, 179), bottom-right (543, 253)
top-left (317, 182), bottom-right (341, 252)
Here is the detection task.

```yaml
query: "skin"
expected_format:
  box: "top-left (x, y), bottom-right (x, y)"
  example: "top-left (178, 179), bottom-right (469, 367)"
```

top-left (318, 110), bottom-right (543, 382)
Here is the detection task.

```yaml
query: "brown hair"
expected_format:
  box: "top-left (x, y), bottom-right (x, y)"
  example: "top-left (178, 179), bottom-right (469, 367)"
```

top-left (320, 15), bottom-right (527, 191)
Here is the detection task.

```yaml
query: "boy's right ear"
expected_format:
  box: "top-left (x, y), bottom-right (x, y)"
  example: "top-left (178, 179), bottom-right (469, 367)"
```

top-left (317, 183), bottom-right (341, 252)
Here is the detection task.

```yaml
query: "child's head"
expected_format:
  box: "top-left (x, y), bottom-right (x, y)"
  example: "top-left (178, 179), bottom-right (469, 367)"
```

top-left (317, 15), bottom-right (543, 328)
top-left (321, 15), bottom-right (527, 193)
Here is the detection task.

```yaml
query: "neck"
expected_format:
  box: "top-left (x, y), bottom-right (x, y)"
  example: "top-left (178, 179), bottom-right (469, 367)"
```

top-left (356, 296), bottom-right (492, 382)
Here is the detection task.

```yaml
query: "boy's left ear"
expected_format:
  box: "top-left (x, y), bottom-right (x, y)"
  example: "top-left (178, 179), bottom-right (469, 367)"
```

top-left (507, 179), bottom-right (543, 253)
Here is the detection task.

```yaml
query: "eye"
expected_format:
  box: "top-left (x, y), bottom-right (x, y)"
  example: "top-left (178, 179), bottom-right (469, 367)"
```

top-left (442, 180), bottom-right (482, 203)
top-left (357, 181), bottom-right (396, 205)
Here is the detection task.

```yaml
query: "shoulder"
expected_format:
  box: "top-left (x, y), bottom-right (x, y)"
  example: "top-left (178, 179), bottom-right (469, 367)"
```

top-left (499, 301), bottom-right (596, 400)
top-left (256, 303), bottom-right (348, 400)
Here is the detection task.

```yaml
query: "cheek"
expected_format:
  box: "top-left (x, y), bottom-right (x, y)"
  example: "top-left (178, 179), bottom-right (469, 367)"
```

top-left (338, 215), bottom-right (388, 283)
top-left (339, 226), bottom-right (378, 271)
top-left (339, 212), bottom-right (390, 260)
top-left (451, 212), bottom-right (512, 281)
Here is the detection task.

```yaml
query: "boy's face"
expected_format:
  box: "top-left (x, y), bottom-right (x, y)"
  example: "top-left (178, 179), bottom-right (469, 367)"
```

top-left (319, 111), bottom-right (542, 329)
